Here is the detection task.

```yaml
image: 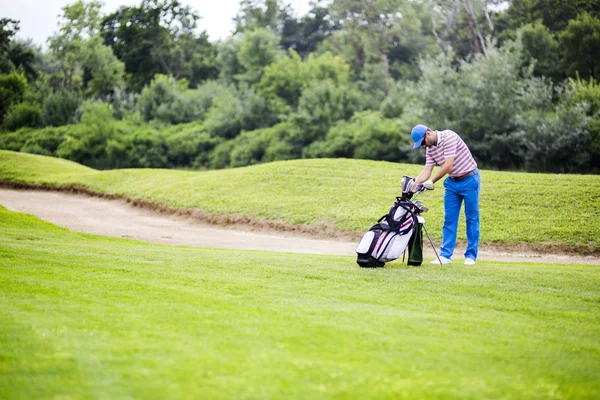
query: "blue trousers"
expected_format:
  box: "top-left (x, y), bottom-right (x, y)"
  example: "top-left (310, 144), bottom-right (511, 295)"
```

top-left (440, 173), bottom-right (481, 260)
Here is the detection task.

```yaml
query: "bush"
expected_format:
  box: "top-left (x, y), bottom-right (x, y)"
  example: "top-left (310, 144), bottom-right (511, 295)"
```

top-left (55, 101), bottom-right (117, 169)
top-left (2, 102), bottom-right (42, 131)
top-left (379, 81), bottom-right (408, 119)
top-left (137, 75), bottom-right (205, 124)
top-left (0, 72), bottom-right (27, 123)
top-left (290, 80), bottom-right (364, 147)
top-left (234, 28), bottom-right (284, 84)
top-left (162, 122), bottom-right (222, 168)
top-left (208, 140), bottom-right (236, 169)
top-left (106, 128), bottom-right (169, 168)
top-left (228, 123), bottom-right (298, 168)
top-left (203, 84), bottom-right (278, 140)
top-left (517, 83), bottom-right (593, 172)
top-left (21, 127), bottom-right (68, 156)
top-left (567, 78), bottom-right (600, 170)
top-left (194, 80), bottom-right (229, 119)
top-left (0, 127), bottom-right (36, 151)
top-left (304, 111), bottom-right (410, 162)
top-left (41, 91), bottom-right (80, 127)
top-left (257, 50), bottom-right (351, 109)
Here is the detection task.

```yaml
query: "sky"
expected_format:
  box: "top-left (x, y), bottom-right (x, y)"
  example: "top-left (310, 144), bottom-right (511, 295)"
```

top-left (2, 0), bottom-right (312, 48)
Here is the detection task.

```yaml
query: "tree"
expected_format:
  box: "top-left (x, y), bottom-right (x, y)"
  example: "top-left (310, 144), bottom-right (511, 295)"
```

top-left (518, 22), bottom-right (562, 80)
top-left (567, 78), bottom-right (600, 170)
top-left (203, 83), bottom-right (279, 139)
top-left (217, 28), bottom-right (283, 85)
top-left (329, 0), bottom-right (407, 75)
top-left (0, 72), bottom-right (27, 124)
top-left (290, 79), bottom-right (364, 148)
top-left (499, 0), bottom-right (600, 34)
top-left (102, 0), bottom-right (217, 91)
top-left (256, 49), bottom-right (304, 108)
top-left (136, 74), bottom-right (203, 123)
top-left (5, 40), bottom-right (38, 81)
top-left (406, 41), bottom-right (537, 169)
top-left (234, 0), bottom-right (284, 34)
top-left (82, 36), bottom-right (125, 98)
top-left (0, 18), bottom-right (18, 52)
top-left (280, 2), bottom-right (339, 58)
top-left (257, 50), bottom-right (351, 108)
top-left (559, 12), bottom-right (600, 80)
top-left (0, 19), bottom-right (38, 81)
top-left (49, 0), bottom-right (102, 90)
top-left (49, 0), bottom-right (125, 97)
top-left (319, 0), bottom-right (437, 83)
top-left (427, 0), bottom-right (502, 58)
top-left (41, 91), bottom-right (80, 127)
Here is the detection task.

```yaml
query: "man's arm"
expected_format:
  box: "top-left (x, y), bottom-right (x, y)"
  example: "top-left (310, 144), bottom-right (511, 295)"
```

top-left (430, 156), bottom-right (454, 183)
top-left (415, 165), bottom-right (434, 184)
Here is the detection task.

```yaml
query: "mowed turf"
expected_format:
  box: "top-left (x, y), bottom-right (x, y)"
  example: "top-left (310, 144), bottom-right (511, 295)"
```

top-left (1, 206), bottom-right (599, 399)
top-left (1, 150), bottom-right (599, 252)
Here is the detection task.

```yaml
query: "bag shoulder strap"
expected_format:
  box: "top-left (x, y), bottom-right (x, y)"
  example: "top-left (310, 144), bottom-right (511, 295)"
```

top-left (385, 200), bottom-right (417, 235)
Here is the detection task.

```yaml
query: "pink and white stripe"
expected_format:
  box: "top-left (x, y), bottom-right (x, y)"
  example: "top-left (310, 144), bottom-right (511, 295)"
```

top-left (425, 130), bottom-right (477, 178)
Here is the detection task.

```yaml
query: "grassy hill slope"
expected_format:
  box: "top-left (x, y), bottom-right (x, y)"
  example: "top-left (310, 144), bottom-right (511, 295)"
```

top-left (1, 150), bottom-right (599, 252)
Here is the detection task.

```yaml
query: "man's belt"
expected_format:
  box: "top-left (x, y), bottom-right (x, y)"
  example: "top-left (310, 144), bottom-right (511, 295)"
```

top-left (450, 168), bottom-right (479, 181)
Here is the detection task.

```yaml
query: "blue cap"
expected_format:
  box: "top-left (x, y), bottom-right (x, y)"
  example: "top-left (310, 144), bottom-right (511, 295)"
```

top-left (411, 124), bottom-right (428, 148)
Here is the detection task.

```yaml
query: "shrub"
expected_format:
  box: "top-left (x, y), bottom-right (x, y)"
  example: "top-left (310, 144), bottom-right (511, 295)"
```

top-left (304, 111), bottom-right (410, 162)
top-left (2, 102), bottom-right (42, 131)
top-left (162, 122), bottom-right (222, 168)
top-left (567, 78), bottom-right (600, 170)
top-left (228, 123), bottom-right (298, 168)
top-left (0, 127), bottom-right (36, 151)
top-left (41, 91), bottom-right (80, 127)
top-left (55, 101), bottom-right (117, 168)
top-left (290, 80), bottom-right (364, 147)
top-left (21, 127), bottom-right (68, 156)
top-left (208, 140), bottom-right (235, 169)
top-left (257, 50), bottom-right (351, 109)
top-left (0, 72), bottom-right (27, 122)
top-left (204, 84), bottom-right (278, 140)
top-left (137, 75), bottom-right (204, 124)
top-left (106, 128), bottom-right (169, 168)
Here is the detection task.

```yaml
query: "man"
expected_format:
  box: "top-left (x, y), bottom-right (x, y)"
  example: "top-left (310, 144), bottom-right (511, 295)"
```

top-left (410, 124), bottom-right (480, 265)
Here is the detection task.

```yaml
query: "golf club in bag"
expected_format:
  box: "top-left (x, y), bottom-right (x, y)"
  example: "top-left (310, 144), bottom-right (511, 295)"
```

top-left (355, 175), bottom-right (442, 268)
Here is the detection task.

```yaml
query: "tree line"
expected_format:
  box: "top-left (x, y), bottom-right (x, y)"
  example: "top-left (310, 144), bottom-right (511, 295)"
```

top-left (1, 0), bottom-right (599, 172)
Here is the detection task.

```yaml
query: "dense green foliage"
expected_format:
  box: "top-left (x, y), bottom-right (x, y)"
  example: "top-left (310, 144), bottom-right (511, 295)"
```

top-left (1, 150), bottom-right (599, 253)
top-left (1, 204), bottom-right (600, 398)
top-left (2, 0), bottom-right (600, 172)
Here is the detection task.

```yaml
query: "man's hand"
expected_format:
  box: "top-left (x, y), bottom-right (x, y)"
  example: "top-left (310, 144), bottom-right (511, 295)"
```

top-left (422, 180), bottom-right (434, 190)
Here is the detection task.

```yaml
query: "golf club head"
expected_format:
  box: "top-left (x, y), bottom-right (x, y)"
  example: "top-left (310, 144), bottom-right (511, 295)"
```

top-left (401, 175), bottom-right (416, 199)
top-left (413, 200), bottom-right (428, 213)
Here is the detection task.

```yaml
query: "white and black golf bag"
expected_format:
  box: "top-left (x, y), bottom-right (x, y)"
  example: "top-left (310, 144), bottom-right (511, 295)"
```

top-left (356, 176), bottom-right (427, 268)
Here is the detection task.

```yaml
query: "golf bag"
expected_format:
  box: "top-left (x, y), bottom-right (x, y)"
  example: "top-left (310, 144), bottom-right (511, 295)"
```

top-left (356, 176), bottom-right (426, 268)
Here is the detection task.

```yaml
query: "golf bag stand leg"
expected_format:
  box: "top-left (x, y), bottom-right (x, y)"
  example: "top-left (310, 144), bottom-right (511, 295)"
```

top-left (422, 223), bottom-right (442, 264)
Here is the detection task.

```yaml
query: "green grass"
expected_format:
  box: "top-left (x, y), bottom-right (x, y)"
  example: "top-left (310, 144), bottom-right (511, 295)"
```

top-left (1, 150), bottom-right (599, 252)
top-left (1, 205), bottom-right (599, 399)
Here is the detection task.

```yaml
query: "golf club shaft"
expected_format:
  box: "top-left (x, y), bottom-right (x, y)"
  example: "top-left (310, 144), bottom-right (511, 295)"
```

top-left (422, 223), bottom-right (442, 264)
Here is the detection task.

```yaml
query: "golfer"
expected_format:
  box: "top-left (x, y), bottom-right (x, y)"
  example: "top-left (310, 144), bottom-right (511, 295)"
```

top-left (410, 124), bottom-right (480, 265)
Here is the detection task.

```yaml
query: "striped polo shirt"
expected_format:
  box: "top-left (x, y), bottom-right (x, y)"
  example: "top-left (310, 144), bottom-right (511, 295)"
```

top-left (425, 130), bottom-right (477, 178)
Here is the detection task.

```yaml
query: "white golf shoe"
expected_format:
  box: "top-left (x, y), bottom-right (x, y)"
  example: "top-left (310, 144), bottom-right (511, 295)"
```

top-left (430, 256), bottom-right (451, 265)
top-left (464, 258), bottom-right (476, 265)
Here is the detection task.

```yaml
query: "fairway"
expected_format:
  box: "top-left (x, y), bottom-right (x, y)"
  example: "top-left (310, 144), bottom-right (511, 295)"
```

top-left (1, 205), bottom-right (599, 399)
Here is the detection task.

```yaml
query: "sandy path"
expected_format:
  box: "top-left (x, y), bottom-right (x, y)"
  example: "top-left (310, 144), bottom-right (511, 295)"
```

top-left (1, 188), bottom-right (598, 264)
